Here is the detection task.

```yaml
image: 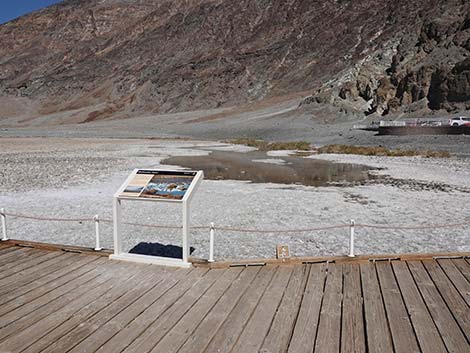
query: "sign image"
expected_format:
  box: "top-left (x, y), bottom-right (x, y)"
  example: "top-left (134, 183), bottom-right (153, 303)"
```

top-left (120, 170), bottom-right (197, 200)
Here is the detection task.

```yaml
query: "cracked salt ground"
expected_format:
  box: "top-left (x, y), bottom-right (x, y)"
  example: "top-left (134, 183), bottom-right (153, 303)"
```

top-left (0, 137), bottom-right (469, 260)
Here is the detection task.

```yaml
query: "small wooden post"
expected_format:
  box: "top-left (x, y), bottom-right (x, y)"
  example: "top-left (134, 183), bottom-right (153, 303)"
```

top-left (276, 244), bottom-right (290, 261)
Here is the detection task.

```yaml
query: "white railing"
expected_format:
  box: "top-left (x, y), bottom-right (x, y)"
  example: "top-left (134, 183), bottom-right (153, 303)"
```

top-left (1, 208), bottom-right (7, 242)
top-left (1, 208), bottom-right (469, 262)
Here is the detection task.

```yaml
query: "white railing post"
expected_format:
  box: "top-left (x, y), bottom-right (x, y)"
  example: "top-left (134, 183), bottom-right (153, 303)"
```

top-left (348, 219), bottom-right (355, 257)
top-left (94, 215), bottom-right (102, 251)
top-left (209, 222), bottom-right (215, 263)
top-left (1, 208), bottom-right (8, 241)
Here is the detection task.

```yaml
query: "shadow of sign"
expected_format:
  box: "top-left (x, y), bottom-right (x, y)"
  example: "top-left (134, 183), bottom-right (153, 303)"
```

top-left (129, 242), bottom-right (196, 259)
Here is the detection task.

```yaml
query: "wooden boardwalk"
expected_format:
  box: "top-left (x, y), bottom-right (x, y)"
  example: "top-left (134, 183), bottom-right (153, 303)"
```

top-left (0, 243), bottom-right (468, 353)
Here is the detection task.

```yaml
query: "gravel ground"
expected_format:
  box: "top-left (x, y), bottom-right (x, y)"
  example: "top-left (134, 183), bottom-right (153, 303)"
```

top-left (3, 99), bottom-right (470, 156)
top-left (0, 137), bottom-right (469, 261)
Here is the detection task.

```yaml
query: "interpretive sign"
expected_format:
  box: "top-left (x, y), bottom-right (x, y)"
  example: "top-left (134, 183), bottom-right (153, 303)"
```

top-left (120, 170), bottom-right (197, 200)
top-left (111, 168), bottom-right (204, 267)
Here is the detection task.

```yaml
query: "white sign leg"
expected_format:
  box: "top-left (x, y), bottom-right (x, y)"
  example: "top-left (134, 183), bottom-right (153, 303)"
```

top-left (182, 201), bottom-right (189, 263)
top-left (113, 197), bottom-right (122, 255)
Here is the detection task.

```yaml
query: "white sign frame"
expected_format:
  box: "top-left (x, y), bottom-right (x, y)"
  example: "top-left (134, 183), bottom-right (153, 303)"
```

top-left (110, 169), bottom-right (204, 268)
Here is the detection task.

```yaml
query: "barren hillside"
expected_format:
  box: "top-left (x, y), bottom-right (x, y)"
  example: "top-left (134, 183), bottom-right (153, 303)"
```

top-left (0, 0), bottom-right (469, 124)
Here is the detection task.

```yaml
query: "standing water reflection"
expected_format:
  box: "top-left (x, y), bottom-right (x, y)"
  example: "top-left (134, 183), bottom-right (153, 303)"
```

top-left (162, 151), bottom-right (378, 186)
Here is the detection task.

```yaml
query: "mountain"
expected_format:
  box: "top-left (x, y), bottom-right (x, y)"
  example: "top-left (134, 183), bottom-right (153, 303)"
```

top-left (300, 0), bottom-right (470, 119)
top-left (0, 0), bottom-right (469, 125)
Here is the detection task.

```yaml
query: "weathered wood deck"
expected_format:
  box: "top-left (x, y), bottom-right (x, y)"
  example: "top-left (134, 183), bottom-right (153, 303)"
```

top-left (0, 243), bottom-right (468, 353)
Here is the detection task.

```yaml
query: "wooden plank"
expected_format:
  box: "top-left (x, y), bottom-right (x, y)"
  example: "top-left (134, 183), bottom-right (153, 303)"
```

top-left (2, 239), bottom-right (112, 257)
top-left (376, 261), bottom-right (420, 353)
top-left (177, 266), bottom-right (262, 353)
top-left (0, 247), bottom-right (13, 255)
top-left (0, 252), bottom-right (468, 353)
top-left (0, 247), bottom-right (35, 265)
top-left (0, 248), bottom-right (19, 260)
top-left (340, 263), bottom-right (366, 353)
top-left (0, 247), bottom-right (51, 266)
top-left (0, 250), bottom-right (61, 280)
top-left (0, 261), bottom-right (146, 352)
top-left (0, 253), bottom-right (99, 307)
top-left (206, 252), bottom-right (470, 269)
top-left (0, 257), bottom-right (112, 338)
top-left (314, 264), bottom-right (343, 353)
top-left (229, 266), bottom-right (294, 353)
top-left (360, 263), bottom-right (394, 353)
top-left (21, 264), bottom-right (171, 353)
top-left (392, 261), bottom-right (447, 353)
top-left (0, 243), bottom-right (13, 250)
top-left (408, 261), bottom-right (469, 353)
top-left (452, 258), bottom-right (470, 282)
top-left (203, 266), bottom-right (277, 353)
top-left (424, 260), bottom-right (470, 341)
top-left (0, 272), bottom-right (109, 344)
top-left (121, 269), bottom-right (226, 353)
top-left (90, 267), bottom-right (203, 353)
top-left (259, 265), bottom-right (307, 353)
top-left (438, 259), bottom-right (470, 306)
top-left (150, 268), bottom-right (244, 352)
top-left (0, 249), bottom-right (57, 276)
top-left (0, 252), bottom-right (75, 296)
top-left (71, 268), bottom-right (208, 353)
top-left (375, 262), bottom-right (420, 353)
top-left (287, 264), bottom-right (326, 353)
top-left (33, 265), bottom-right (175, 353)
top-left (0, 256), bottom-right (106, 319)
top-left (0, 244), bottom-right (22, 252)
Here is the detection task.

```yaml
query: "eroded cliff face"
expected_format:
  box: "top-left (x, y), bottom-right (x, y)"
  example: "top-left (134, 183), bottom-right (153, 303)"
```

top-left (0, 0), bottom-right (469, 123)
top-left (303, 1), bottom-right (470, 118)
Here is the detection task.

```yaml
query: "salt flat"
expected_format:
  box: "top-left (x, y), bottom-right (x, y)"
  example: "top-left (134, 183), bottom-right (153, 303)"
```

top-left (0, 137), bottom-right (469, 260)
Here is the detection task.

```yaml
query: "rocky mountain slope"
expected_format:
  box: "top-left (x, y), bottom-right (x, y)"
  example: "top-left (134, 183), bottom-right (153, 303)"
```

top-left (0, 0), bottom-right (469, 124)
top-left (301, 1), bottom-right (470, 119)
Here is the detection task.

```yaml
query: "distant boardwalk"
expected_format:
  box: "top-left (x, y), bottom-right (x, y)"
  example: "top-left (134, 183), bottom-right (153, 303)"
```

top-left (0, 243), bottom-right (469, 352)
top-left (378, 125), bottom-right (470, 135)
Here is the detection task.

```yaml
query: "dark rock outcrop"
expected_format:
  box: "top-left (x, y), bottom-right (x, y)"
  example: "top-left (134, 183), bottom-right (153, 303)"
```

top-left (302, 1), bottom-right (470, 117)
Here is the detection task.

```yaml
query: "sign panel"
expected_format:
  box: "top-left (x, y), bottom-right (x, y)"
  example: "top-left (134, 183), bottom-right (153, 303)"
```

top-left (120, 170), bottom-right (197, 200)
